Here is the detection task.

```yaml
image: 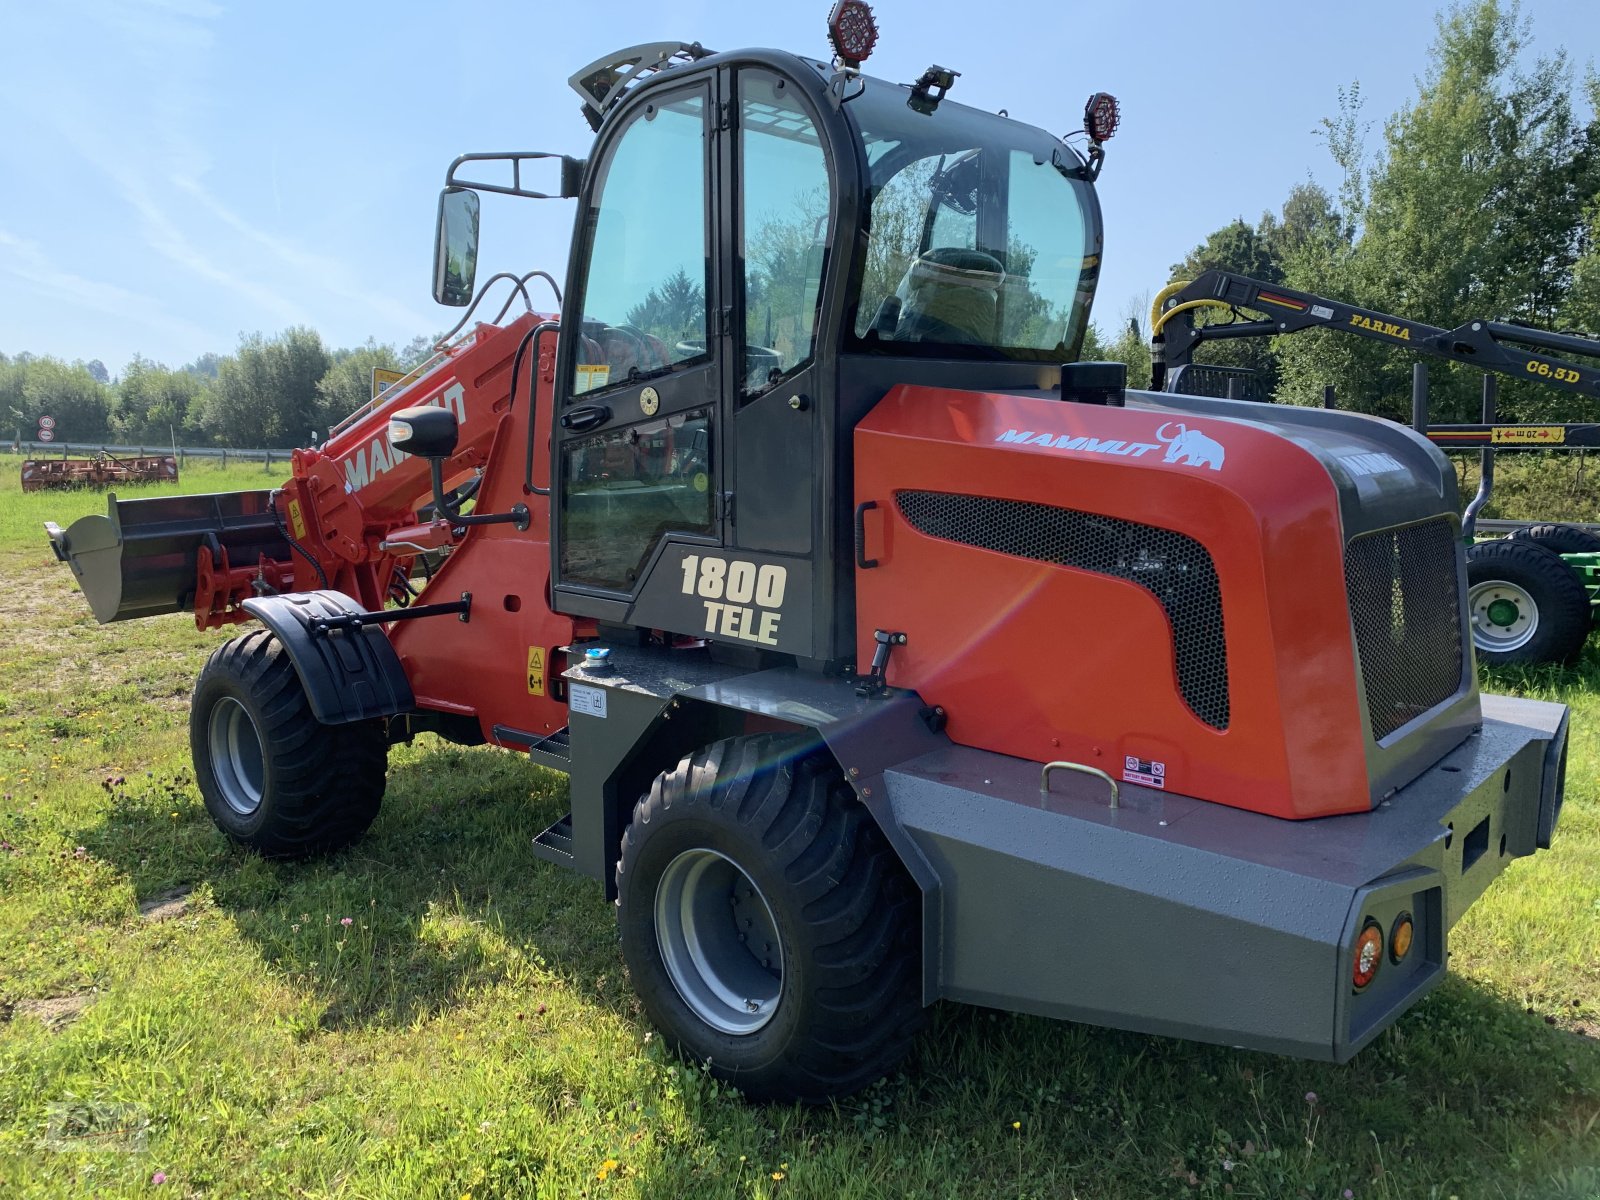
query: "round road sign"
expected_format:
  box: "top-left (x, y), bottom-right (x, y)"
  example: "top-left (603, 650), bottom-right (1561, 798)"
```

top-left (37, 428), bottom-right (56, 443)
top-left (37, 415), bottom-right (56, 431)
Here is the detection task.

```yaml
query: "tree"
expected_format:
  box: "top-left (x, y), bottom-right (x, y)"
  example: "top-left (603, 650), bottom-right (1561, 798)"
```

top-left (114, 355), bottom-right (210, 444)
top-left (1167, 216), bottom-right (1287, 391)
top-left (398, 334), bottom-right (440, 371)
top-left (17, 357), bottom-right (114, 441)
top-left (316, 340), bottom-right (401, 432)
top-left (182, 352), bottom-right (223, 380)
top-left (208, 328), bottom-right (331, 447)
top-left (1091, 298), bottom-right (1152, 391)
top-left (625, 268), bottom-right (706, 346)
top-left (1278, 0), bottom-right (1599, 421)
top-left (1559, 72), bottom-right (1600, 335)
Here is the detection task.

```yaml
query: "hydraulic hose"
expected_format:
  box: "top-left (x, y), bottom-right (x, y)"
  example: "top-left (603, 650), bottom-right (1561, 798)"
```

top-left (269, 488), bottom-right (330, 590)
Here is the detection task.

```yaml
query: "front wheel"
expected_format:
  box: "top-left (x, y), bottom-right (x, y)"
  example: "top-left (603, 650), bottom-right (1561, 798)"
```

top-left (190, 629), bottom-right (388, 857)
top-left (1465, 538), bottom-right (1590, 666)
top-left (616, 733), bottom-right (923, 1103)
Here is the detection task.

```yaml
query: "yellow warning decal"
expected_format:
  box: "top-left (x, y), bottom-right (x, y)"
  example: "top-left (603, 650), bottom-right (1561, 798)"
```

top-left (575, 364), bottom-right (611, 393)
top-left (1490, 425), bottom-right (1565, 445)
top-left (527, 646), bottom-right (546, 696)
top-left (287, 498), bottom-right (308, 540)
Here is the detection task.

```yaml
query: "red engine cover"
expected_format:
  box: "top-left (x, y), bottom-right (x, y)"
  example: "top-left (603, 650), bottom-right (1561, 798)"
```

top-left (854, 385), bottom-right (1371, 820)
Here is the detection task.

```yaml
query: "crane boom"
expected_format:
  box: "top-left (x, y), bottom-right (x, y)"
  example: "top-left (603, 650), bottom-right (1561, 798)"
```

top-left (1151, 270), bottom-right (1600, 407)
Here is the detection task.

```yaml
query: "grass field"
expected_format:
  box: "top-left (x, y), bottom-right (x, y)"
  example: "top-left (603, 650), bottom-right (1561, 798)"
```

top-left (0, 452), bottom-right (1596, 1199)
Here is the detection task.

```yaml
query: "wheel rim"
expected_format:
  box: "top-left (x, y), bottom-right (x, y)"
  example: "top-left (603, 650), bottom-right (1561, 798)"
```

top-left (1468, 578), bottom-right (1539, 652)
top-left (208, 697), bottom-right (265, 816)
top-left (654, 848), bottom-right (783, 1035)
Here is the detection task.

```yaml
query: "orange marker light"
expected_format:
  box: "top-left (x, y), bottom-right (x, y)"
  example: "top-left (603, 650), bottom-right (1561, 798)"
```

top-left (1353, 920), bottom-right (1383, 990)
top-left (1389, 912), bottom-right (1414, 964)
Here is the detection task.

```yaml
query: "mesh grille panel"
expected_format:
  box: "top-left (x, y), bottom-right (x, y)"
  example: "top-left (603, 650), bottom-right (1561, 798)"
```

top-left (1344, 518), bottom-right (1464, 741)
top-left (896, 491), bottom-right (1229, 730)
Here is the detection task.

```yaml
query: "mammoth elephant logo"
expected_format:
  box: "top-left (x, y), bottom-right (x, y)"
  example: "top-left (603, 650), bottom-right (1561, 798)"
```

top-left (1155, 422), bottom-right (1226, 471)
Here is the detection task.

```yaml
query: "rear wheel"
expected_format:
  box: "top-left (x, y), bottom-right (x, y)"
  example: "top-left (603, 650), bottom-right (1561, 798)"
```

top-left (1506, 522), bottom-right (1600, 556)
top-left (190, 629), bottom-right (387, 856)
top-left (1465, 539), bottom-right (1590, 666)
top-left (616, 733), bottom-right (923, 1103)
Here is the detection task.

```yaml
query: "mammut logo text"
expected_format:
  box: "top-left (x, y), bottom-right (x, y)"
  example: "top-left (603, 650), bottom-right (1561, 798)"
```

top-left (344, 382), bottom-right (467, 492)
top-left (1339, 451), bottom-right (1405, 478)
top-left (995, 424), bottom-right (1227, 471)
top-left (1155, 423), bottom-right (1225, 470)
top-left (994, 429), bottom-right (1161, 458)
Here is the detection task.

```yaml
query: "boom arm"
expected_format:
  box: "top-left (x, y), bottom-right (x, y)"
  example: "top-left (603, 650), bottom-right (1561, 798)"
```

top-left (1150, 270), bottom-right (1600, 401)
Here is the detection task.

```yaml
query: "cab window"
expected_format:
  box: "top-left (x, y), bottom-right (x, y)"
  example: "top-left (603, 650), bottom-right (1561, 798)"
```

top-left (570, 94), bottom-right (710, 396)
top-left (739, 73), bottom-right (830, 398)
top-left (848, 90), bottom-right (1099, 361)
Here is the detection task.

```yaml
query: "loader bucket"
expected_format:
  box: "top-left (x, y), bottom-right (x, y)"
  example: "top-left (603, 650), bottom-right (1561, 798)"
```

top-left (45, 491), bottom-right (288, 623)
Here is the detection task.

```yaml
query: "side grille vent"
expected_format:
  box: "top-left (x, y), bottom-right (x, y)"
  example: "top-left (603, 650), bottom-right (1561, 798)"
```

top-left (895, 491), bottom-right (1230, 730)
top-left (1344, 518), bottom-right (1465, 742)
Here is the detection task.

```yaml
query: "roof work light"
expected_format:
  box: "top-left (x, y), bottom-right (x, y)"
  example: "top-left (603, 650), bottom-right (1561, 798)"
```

top-left (827, 0), bottom-right (879, 68)
top-left (1085, 92), bottom-right (1120, 143)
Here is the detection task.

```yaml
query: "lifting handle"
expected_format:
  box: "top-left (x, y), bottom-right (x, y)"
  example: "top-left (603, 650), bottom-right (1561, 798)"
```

top-left (1040, 760), bottom-right (1119, 810)
top-left (854, 500), bottom-right (879, 569)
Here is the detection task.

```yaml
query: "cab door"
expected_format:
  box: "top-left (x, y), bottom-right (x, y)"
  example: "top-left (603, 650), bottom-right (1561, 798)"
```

top-left (552, 78), bottom-right (724, 618)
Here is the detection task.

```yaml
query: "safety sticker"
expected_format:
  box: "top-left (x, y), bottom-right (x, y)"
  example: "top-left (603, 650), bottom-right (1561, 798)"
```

top-left (1122, 755), bottom-right (1166, 789)
top-left (569, 684), bottom-right (607, 719)
top-left (526, 646), bottom-right (546, 697)
top-left (1490, 425), bottom-right (1565, 445)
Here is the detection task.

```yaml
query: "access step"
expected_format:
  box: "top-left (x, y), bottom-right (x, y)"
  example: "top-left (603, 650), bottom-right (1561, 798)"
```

top-left (492, 723), bottom-right (572, 773)
top-left (530, 811), bottom-right (575, 868)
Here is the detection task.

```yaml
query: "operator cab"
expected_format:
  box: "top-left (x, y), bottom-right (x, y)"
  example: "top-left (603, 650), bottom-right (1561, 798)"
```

top-left (433, 22), bottom-right (1108, 666)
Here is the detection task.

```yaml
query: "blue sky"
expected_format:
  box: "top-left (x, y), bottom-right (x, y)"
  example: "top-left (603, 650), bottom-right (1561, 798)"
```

top-left (2, 0), bottom-right (1595, 373)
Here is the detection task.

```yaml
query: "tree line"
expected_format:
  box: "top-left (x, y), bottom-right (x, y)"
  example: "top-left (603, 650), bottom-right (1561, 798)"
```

top-left (2, 330), bottom-right (437, 450)
top-left (1088, 0), bottom-right (1600, 425)
top-left (8, 3), bottom-right (1596, 448)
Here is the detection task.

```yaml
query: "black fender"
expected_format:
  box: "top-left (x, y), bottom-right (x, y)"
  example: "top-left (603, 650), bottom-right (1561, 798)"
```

top-left (239, 591), bottom-right (414, 724)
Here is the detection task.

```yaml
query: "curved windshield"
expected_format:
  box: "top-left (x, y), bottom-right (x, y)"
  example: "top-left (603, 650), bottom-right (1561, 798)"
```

top-left (846, 84), bottom-right (1101, 361)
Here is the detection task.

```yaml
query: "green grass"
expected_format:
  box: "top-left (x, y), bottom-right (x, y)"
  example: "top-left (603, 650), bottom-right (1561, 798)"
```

top-left (0, 450), bottom-right (1597, 1199)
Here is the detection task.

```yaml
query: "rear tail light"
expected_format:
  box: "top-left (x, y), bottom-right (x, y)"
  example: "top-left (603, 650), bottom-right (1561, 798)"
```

top-left (1353, 919), bottom-right (1383, 990)
top-left (1389, 912), bottom-right (1414, 964)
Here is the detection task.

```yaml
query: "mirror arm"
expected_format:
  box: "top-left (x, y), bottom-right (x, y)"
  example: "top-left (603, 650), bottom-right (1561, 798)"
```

top-left (444, 152), bottom-right (587, 200)
top-left (428, 459), bottom-right (460, 522)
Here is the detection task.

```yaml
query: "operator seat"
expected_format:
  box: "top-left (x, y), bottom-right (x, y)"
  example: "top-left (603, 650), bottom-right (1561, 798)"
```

top-left (894, 248), bottom-right (1006, 345)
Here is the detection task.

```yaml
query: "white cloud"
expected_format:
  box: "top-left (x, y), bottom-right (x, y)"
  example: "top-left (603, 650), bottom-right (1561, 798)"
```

top-left (0, 229), bottom-right (216, 354)
top-left (15, 0), bottom-right (430, 353)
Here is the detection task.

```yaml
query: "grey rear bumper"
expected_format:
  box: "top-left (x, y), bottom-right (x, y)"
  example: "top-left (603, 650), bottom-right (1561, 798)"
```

top-left (881, 692), bottom-right (1568, 1061)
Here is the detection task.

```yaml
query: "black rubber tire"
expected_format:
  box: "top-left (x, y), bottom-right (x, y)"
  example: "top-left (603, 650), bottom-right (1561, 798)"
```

top-left (1505, 522), bottom-right (1600, 556)
top-left (190, 628), bottom-right (387, 857)
top-left (1465, 539), bottom-right (1590, 666)
top-left (616, 733), bottom-right (923, 1103)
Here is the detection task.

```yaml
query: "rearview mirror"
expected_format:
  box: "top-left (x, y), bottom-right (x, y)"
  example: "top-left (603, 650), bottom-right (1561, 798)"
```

top-left (433, 187), bottom-right (481, 307)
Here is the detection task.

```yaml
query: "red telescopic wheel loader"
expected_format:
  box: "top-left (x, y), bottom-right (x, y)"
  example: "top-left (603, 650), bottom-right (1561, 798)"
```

top-left (47, 9), bottom-right (1571, 1102)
